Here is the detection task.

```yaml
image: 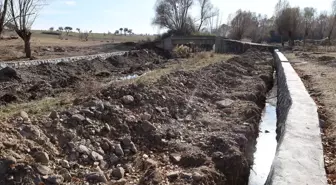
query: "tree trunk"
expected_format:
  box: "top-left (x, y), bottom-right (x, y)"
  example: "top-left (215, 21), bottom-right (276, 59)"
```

top-left (0, 0), bottom-right (9, 36)
top-left (24, 38), bottom-right (31, 58)
top-left (281, 35), bottom-right (284, 47)
top-left (328, 16), bottom-right (336, 43)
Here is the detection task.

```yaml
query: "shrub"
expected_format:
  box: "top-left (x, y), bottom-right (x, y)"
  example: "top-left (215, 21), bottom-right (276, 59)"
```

top-left (173, 45), bottom-right (192, 58)
top-left (41, 31), bottom-right (61, 36)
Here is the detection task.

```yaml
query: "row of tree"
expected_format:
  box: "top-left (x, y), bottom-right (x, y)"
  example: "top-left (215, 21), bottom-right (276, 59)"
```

top-left (49, 26), bottom-right (134, 36)
top-left (153, 0), bottom-right (336, 47)
top-left (114, 28), bottom-right (133, 35)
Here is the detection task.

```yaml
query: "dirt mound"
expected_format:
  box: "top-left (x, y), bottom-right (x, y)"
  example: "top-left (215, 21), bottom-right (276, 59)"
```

top-left (0, 51), bottom-right (274, 184)
top-left (0, 67), bottom-right (20, 82)
top-left (136, 41), bottom-right (173, 58)
top-left (318, 56), bottom-right (336, 61)
top-left (0, 50), bottom-right (169, 105)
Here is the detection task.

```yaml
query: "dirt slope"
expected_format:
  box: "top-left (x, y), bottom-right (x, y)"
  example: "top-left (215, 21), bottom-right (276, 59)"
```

top-left (0, 50), bottom-right (274, 185)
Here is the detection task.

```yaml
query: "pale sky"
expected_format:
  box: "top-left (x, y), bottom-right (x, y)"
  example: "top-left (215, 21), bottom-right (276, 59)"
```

top-left (33, 0), bottom-right (334, 34)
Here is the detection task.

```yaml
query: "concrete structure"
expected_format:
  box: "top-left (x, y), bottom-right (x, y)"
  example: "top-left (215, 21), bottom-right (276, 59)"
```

top-left (215, 38), bottom-right (275, 53)
top-left (157, 36), bottom-right (276, 53)
top-left (265, 50), bottom-right (328, 185)
top-left (158, 35), bottom-right (217, 51)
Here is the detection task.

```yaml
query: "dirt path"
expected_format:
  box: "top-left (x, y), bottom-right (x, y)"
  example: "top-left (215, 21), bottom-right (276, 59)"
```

top-left (0, 50), bottom-right (274, 185)
top-left (285, 51), bottom-right (336, 185)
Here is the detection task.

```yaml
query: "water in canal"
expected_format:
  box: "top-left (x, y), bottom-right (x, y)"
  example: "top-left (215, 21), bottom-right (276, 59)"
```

top-left (248, 78), bottom-right (277, 185)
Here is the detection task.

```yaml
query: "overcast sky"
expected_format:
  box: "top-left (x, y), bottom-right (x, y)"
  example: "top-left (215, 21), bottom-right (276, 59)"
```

top-left (33, 0), bottom-right (334, 34)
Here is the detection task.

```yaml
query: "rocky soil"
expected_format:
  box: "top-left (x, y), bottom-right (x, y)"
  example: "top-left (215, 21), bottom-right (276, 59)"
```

top-left (0, 49), bottom-right (169, 105)
top-left (0, 50), bottom-right (274, 185)
top-left (288, 51), bottom-right (336, 185)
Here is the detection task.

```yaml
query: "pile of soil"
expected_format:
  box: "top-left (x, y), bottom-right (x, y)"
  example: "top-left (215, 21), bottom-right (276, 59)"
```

top-left (0, 49), bottom-right (169, 105)
top-left (0, 50), bottom-right (274, 184)
top-left (318, 55), bottom-right (336, 61)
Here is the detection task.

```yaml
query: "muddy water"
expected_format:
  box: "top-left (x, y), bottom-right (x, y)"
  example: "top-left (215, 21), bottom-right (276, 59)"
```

top-left (248, 78), bottom-right (277, 185)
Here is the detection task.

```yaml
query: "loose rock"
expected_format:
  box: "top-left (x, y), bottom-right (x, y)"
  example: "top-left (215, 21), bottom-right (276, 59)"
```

top-left (91, 151), bottom-right (104, 161)
top-left (49, 110), bottom-right (59, 120)
top-left (34, 151), bottom-right (49, 164)
top-left (86, 172), bottom-right (107, 183)
top-left (20, 111), bottom-right (29, 121)
top-left (170, 153), bottom-right (181, 163)
top-left (216, 99), bottom-right (234, 108)
top-left (122, 95), bottom-right (134, 104)
top-left (35, 164), bottom-right (53, 175)
top-left (59, 168), bottom-right (72, 182)
top-left (115, 144), bottom-right (124, 157)
top-left (78, 145), bottom-right (90, 154)
top-left (60, 160), bottom-right (70, 168)
top-left (167, 171), bottom-right (179, 180)
top-left (71, 114), bottom-right (85, 123)
top-left (47, 175), bottom-right (64, 184)
top-left (112, 167), bottom-right (125, 180)
top-left (141, 121), bottom-right (157, 132)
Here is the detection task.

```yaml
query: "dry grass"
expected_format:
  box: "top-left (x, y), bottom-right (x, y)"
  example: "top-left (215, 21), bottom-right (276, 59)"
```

top-left (134, 52), bottom-right (234, 84)
top-left (0, 93), bottom-right (73, 119)
top-left (0, 31), bottom-right (154, 47)
top-left (287, 53), bottom-right (336, 135)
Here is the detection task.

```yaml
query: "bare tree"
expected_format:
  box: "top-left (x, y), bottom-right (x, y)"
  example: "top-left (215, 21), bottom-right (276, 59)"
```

top-left (312, 12), bottom-right (328, 39)
top-left (302, 7), bottom-right (316, 47)
top-left (207, 8), bottom-right (221, 35)
top-left (327, 0), bottom-right (336, 43)
top-left (152, 0), bottom-right (195, 35)
top-left (229, 9), bottom-right (255, 40)
top-left (8, 0), bottom-right (46, 58)
top-left (0, 0), bottom-right (9, 36)
top-left (196, 0), bottom-right (217, 31)
top-left (275, 0), bottom-right (290, 46)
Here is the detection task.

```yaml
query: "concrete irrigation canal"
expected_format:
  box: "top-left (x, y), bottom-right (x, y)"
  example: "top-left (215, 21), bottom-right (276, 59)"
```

top-left (0, 39), bottom-right (329, 185)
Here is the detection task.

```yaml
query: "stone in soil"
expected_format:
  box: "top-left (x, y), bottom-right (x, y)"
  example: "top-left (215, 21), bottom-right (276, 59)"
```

top-left (91, 151), bottom-right (104, 161)
top-left (60, 160), bottom-right (70, 168)
top-left (71, 114), bottom-right (85, 123)
top-left (112, 167), bottom-right (125, 180)
top-left (35, 164), bottom-right (53, 175)
top-left (49, 110), bottom-right (59, 120)
top-left (86, 171), bottom-right (107, 183)
top-left (115, 144), bottom-right (124, 157)
top-left (20, 111), bottom-right (29, 121)
top-left (59, 168), bottom-right (72, 182)
top-left (34, 151), bottom-right (49, 164)
top-left (122, 95), bottom-right (134, 104)
top-left (78, 145), bottom-right (90, 154)
top-left (167, 171), bottom-right (180, 180)
top-left (216, 99), bottom-right (234, 108)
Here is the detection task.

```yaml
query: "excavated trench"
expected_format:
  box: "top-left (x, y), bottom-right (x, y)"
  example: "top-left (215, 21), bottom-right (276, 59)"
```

top-left (248, 73), bottom-right (277, 185)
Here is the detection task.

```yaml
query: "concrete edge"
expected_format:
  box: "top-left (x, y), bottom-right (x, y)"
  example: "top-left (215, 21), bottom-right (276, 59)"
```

top-left (0, 51), bottom-right (128, 69)
top-left (265, 50), bottom-right (327, 185)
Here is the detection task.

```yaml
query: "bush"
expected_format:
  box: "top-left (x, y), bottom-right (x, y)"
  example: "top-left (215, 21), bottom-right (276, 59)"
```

top-left (173, 45), bottom-right (192, 58)
top-left (41, 31), bottom-right (61, 36)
